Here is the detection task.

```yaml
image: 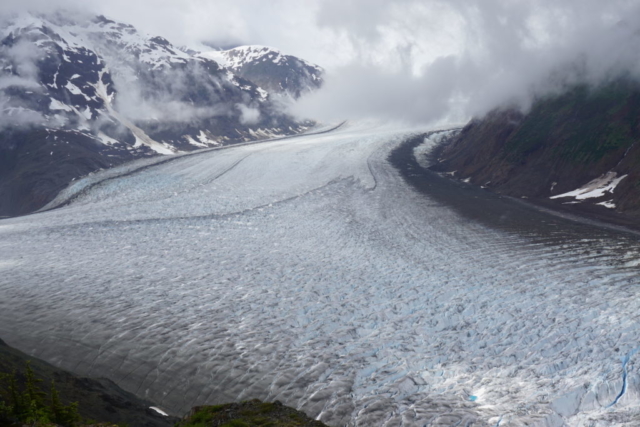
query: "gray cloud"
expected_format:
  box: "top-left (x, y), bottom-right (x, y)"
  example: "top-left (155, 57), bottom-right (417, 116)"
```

top-left (0, 98), bottom-right (45, 130)
top-left (109, 62), bottom-right (229, 123)
top-left (292, 0), bottom-right (640, 124)
top-left (2, 0), bottom-right (640, 125)
top-left (0, 40), bottom-right (47, 129)
top-left (236, 103), bottom-right (261, 125)
top-left (293, 57), bottom-right (459, 124)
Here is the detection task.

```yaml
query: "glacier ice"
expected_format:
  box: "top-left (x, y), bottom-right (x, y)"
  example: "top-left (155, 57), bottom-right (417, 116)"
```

top-left (1, 123), bottom-right (640, 426)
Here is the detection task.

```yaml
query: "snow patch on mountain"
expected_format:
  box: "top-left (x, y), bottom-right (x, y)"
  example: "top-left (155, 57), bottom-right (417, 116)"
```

top-left (550, 172), bottom-right (627, 201)
top-left (207, 45), bottom-right (308, 70)
top-left (0, 11), bottom-right (313, 216)
top-left (200, 45), bottom-right (323, 99)
top-left (0, 12), bottom-right (306, 150)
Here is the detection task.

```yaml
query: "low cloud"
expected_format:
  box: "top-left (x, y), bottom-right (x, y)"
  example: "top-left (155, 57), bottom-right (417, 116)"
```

top-left (293, 0), bottom-right (640, 124)
top-left (85, 37), bottom-right (228, 124)
top-left (3, 0), bottom-right (640, 126)
top-left (0, 75), bottom-right (40, 90)
top-left (0, 99), bottom-right (45, 130)
top-left (293, 57), bottom-right (461, 124)
top-left (236, 103), bottom-right (260, 125)
top-left (0, 40), bottom-right (47, 130)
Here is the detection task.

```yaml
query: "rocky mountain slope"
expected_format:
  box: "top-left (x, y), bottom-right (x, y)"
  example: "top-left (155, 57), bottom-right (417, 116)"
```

top-left (203, 45), bottom-right (323, 99)
top-left (0, 337), bottom-right (177, 426)
top-left (1, 336), bottom-right (328, 427)
top-left (429, 79), bottom-right (640, 228)
top-left (0, 12), bottom-right (315, 217)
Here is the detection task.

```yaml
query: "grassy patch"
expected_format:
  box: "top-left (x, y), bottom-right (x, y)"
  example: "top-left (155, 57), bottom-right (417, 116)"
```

top-left (177, 400), bottom-right (327, 427)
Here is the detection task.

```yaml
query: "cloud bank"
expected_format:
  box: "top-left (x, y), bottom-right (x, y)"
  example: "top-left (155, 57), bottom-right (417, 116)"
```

top-left (294, 0), bottom-right (640, 124)
top-left (2, 0), bottom-right (640, 125)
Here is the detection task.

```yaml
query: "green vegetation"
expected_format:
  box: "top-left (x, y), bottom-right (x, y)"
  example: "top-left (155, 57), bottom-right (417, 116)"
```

top-left (0, 338), bottom-right (176, 427)
top-left (0, 340), bottom-right (323, 427)
top-left (432, 75), bottom-right (640, 218)
top-left (506, 81), bottom-right (640, 164)
top-left (176, 400), bottom-right (328, 427)
top-left (0, 356), bottom-right (324, 427)
top-left (0, 361), bottom-right (81, 426)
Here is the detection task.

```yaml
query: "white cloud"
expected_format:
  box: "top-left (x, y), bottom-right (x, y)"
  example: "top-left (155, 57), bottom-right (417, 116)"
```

top-left (236, 103), bottom-right (260, 125)
top-left (2, 0), bottom-right (640, 125)
top-left (294, 0), bottom-right (640, 123)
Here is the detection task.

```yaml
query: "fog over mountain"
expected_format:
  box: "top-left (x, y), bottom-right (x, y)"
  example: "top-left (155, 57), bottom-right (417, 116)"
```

top-left (0, 9), bottom-right (318, 216)
top-left (295, 0), bottom-right (640, 123)
top-left (3, 0), bottom-right (640, 125)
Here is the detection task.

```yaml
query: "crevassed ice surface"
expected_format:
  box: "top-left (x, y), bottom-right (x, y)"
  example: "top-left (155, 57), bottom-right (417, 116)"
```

top-left (1, 123), bottom-right (640, 426)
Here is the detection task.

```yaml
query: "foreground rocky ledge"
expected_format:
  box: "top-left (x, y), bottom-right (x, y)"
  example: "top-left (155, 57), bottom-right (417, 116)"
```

top-left (0, 338), bottom-right (326, 427)
top-left (177, 400), bottom-right (328, 427)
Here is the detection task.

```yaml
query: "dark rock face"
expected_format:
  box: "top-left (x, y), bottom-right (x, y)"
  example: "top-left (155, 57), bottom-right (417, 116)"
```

top-left (213, 45), bottom-right (324, 99)
top-left (0, 128), bottom-right (135, 217)
top-left (0, 13), bottom-right (311, 217)
top-left (430, 80), bottom-right (640, 224)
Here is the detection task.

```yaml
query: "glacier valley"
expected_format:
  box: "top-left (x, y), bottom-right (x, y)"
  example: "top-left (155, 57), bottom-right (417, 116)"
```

top-left (1, 123), bottom-right (640, 426)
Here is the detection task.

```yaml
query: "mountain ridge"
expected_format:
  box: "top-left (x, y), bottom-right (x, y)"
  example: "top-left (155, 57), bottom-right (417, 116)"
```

top-left (202, 45), bottom-right (323, 99)
top-left (0, 11), bottom-right (321, 217)
top-left (428, 79), bottom-right (640, 229)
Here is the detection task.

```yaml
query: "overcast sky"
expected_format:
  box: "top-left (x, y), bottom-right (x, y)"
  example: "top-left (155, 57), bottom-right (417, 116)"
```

top-left (3, 0), bottom-right (640, 124)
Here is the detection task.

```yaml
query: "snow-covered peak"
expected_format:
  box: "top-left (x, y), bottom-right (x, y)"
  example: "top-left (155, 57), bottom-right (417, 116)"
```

top-left (0, 11), bottom-right (304, 157)
top-left (199, 45), bottom-right (323, 99)
top-left (209, 45), bottom-right (284, 68)
top-left (205, 45), bottom-right (321, 74)
top-left (89, 16), bottom-right (195, 69)
top-left (2, 12), bottom-right (203, 71)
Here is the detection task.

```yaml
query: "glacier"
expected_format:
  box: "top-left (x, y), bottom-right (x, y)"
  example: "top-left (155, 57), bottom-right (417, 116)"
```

top-left (1, 123), bottom-right (640, 426)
